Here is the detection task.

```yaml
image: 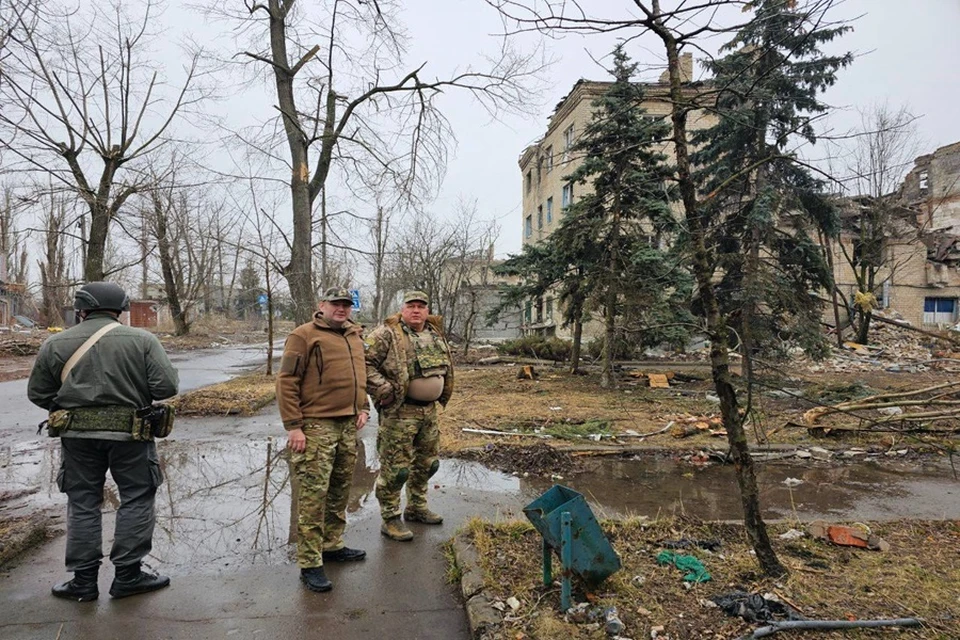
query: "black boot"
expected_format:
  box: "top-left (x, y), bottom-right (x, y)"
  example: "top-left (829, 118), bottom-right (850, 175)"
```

top-left (109, 565), bottom-right (170, 599)
top-left (322, 547), bottom-right (366, 562)
top-left (51, 570), bottom-right (99, 602)
top-left (300, 567), bottom-right (333, 592)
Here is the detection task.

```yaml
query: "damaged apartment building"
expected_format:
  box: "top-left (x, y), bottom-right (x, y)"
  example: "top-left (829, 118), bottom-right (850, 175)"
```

top-left (516, 54), bottom-right (715, 338)
top-left (832, 140), bottom-right (960, 329)
top-left (515, 53), bottom-right (960, 338)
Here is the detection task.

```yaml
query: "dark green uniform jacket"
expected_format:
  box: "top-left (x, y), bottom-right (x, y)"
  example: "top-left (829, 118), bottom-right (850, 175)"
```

top-left (27, 312), bottom-right (180, 439)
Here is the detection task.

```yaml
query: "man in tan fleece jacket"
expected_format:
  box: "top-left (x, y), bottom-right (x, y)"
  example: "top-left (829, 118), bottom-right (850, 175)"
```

top-left (276, 287), bottom-right (369, 593)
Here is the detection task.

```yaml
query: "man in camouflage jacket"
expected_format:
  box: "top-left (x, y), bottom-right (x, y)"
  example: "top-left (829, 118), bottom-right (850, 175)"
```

top-left (365, 291), bottom-right (454, 542)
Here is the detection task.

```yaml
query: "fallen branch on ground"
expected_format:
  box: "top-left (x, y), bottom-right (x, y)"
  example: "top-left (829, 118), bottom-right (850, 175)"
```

top-left (740, 617), bottom-right (922, 639)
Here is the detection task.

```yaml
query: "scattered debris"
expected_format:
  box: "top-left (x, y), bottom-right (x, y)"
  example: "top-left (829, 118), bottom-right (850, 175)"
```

top-left (655, 550), bottom-right (711, 583)
top-left (604, 606), bottom-right (625, 635)
top-left (801, 380), bottom-right (960, 433)
top-left (711, 590), bottom-right (799, 623)
top-left (647, 373), bottom-right (670, 389)
top-left (778, 529), bottom-right (805, 541)
top-left (742, 617), bottom-right (922, 639)
top-left (807, 520), bottom-right (890, 552)
top-left (516, 365), bottom-right (538, 380)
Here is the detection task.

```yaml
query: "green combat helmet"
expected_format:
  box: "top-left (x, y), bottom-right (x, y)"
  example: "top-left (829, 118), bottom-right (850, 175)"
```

top-left (74, 282), bottom-right (130, 313)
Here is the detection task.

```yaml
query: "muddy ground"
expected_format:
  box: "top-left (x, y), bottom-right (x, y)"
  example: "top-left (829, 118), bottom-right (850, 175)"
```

top-left (442, 363), bottom-right (960, 458)
top-left (459, 517), bottom-right (960, 639)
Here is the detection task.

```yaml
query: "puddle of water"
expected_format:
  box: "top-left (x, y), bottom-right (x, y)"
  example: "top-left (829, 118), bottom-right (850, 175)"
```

top-left (2, 437), bottom-right (957, 574)
top-left (525, 456), bottom-right (960, 522)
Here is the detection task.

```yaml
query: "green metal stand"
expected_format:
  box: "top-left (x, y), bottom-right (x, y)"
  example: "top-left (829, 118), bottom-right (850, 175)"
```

top-left (560, 511), bottom-right (572, 611)
top-left (542, 537), bottom-right (552, 585)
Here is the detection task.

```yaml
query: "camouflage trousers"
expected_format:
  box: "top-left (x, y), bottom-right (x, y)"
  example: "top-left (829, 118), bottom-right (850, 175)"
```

top-left (376, 402), bottom-right (440, 520)
top-left (290, 417), bottom-right (357, 568)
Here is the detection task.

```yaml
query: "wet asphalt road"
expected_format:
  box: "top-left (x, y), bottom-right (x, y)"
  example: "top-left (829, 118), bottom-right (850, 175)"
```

top-left (0, 411), bottom-right (527, 640)
top-left (0, 343), bottom-right (278, 444)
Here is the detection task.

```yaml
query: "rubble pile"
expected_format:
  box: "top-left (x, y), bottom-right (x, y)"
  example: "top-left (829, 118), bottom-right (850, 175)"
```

top-left (803, 321), bottom-right (951, 373)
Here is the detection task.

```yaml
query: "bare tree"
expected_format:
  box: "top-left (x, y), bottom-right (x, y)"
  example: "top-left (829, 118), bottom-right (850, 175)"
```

top-left (205, 0), bottom-right (542, 323)
top-left (143, 179), bottom-right (220, 336)
top-left (388, 200), bottom-right (498, 338)
top-left (836, 104), bottom-right (922, 343)
top-left (0, 0), bottom-right (199, 280)
top-left (1, 186), bottom-right (30, 284)
top-left (364, 202), bottom-right (393, 323)
top-left (36, 191), bottom-right (70, 325)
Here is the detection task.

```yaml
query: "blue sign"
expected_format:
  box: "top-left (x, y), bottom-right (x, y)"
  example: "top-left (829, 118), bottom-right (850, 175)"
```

top-left (349, 289), bottom-right (361, 310)
top-left (257, 294), bottom-right (268, 306)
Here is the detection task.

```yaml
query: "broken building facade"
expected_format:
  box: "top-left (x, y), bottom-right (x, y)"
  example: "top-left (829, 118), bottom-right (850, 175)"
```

top-left (832, 142), bottom-right (960, 330)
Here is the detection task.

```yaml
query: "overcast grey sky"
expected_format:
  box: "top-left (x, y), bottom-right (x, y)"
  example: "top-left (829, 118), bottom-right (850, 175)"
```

top-left (164, 0), bottom-right (960, 258)
top-left (396, 0), bottom-right (960, 256)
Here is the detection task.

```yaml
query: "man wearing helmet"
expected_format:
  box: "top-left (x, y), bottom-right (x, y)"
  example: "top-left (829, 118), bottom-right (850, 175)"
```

top-left (27, 282), bottom-right (179, 602)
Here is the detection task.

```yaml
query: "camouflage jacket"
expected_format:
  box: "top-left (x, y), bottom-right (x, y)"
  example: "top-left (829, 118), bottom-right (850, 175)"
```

top-left (364, 313), bottom-right (454, 417)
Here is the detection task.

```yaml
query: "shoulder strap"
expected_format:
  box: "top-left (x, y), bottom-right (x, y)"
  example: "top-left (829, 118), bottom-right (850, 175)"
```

top-left (60, 322), bottom-right (121, 383)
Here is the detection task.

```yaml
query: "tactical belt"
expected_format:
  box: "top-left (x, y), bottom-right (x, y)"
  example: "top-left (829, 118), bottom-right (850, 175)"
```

top-left (68, 406), bottom-right (137, 433)
top-left (403, 397), bottom-right (435, 407)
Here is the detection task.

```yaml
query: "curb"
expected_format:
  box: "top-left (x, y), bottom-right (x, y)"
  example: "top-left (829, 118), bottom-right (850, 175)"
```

top-left (451, 535), bottom-right (502, 639)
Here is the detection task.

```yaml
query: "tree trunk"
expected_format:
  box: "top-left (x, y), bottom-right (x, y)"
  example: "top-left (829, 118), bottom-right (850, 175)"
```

top-left (265, 0), bottom-right (319, 324)
top-left (601, 287), bottom-right (616, 388)
top-left (265, 255), bottom-right (274, 376)
top-left (654, 10), bottom-right (785, 576)
top-left (84, 200), bottom-right (111, 281)
top-left (154, 198), bottom-right (189, 336)
top-left (856, 310), bottom-right (873, 344)
top-left (569, 294), bottom-right (584, 374)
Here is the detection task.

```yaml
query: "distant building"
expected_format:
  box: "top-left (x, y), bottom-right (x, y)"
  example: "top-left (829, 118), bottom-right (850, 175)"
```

top-left (901, 141), bottom-right (960, 233)
top-left (830, 142), bottom-right (960, 330)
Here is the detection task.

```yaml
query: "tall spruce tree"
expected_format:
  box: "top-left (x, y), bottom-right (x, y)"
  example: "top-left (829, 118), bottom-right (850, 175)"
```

top-left (688, 0), bottom-right (852, 575)
top-left (496, 46), bottom-right (689, 380)
top-left (563, 45), bottom-right (676, 387)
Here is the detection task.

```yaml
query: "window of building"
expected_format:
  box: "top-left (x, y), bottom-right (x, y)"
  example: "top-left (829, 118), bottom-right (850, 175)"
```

top-left (561, 183), bottom-right (573, 209)
top-left (546, 197), bottom-right (553, 224)
top-left (524, 215), bottom-right (532, 238)
top-left (536, 298), bottom-right (544, 323)
top-left (919, 171), bottom-right (929, 191)
top-left (563, 124), bottom-right (575, 151)
top-left (525, 170), bottom-right (532, 194)
top-left (923, 297), bottom-right (956, 325)
top-left (545, 146), bottom-right (554, 173)
top-left (524, 301), bottom-right (532, 324)
top-left (537, 205), bottom-right (543, 230)
top-left (546, 297), bottom-right (553, 319)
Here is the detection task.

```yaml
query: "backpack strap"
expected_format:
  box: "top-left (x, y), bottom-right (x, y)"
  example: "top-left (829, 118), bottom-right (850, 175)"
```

top-left (60, 322), bottom-right (121, 383)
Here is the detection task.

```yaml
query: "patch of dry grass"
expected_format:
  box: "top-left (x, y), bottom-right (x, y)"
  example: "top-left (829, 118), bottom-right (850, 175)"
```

top-left (172, 372), bottom-right (277, 416)
top-left (0, 514), bottom-right (54, 567)
top-left (454, 517), bottom-right (960, 639)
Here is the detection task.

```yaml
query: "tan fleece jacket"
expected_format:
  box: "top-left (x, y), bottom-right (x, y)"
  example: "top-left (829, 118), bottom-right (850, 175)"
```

top-left (276, 313), bottom-right (368, 430)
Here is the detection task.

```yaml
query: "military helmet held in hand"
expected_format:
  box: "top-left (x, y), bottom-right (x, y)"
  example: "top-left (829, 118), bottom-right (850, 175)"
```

top-left (74, 281), bottom-right (130, 312)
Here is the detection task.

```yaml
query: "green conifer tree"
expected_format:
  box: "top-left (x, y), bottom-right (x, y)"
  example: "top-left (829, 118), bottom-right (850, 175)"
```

top-left (688, 0), bottom-right (852, 576)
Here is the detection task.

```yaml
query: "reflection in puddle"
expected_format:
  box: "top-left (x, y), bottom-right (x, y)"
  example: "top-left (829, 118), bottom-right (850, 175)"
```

top-left (2, 438), bottom-right (957, 574)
